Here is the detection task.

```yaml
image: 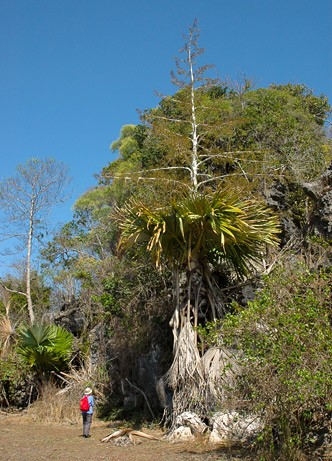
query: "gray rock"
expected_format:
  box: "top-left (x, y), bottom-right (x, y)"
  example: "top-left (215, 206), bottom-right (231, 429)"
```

top-left (209, 411), bottom-right (263, 445)
top-left (175, 412), bottom-right (208, 434)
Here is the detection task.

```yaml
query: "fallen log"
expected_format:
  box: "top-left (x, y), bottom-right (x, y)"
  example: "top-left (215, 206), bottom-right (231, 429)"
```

top-left (130, 430), bottom-right (161, 441)
top-left (101, 428), bottom-right (161, 443)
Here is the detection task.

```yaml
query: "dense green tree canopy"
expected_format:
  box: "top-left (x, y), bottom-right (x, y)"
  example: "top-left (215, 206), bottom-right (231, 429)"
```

top-left (219, 264), bottom-right (332, 458)
top-left (101, 83), bottom-right (330, 202)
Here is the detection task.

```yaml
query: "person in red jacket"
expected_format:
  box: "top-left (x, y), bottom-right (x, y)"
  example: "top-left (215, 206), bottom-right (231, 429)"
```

top-left (81, 387), bottom-right (94, 438)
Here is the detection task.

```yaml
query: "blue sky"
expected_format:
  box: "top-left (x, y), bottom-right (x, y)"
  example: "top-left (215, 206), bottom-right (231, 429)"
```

top-left (0, 0), bottom-right (331, 230)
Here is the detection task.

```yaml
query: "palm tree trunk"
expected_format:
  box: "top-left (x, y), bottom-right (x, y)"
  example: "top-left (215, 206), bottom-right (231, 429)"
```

top-left (193, 276), bottom-right (202, 346)
top-left (186, 271), bottom-right (192, 323)
top-left (169, 267), bottom-right (181, 352)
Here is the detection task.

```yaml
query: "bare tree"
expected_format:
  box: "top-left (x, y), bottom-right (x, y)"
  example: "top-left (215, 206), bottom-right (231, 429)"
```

top-left (169, 18), bottom-right (218, 191)
top-left (0, 157), bottom-right (71, 324)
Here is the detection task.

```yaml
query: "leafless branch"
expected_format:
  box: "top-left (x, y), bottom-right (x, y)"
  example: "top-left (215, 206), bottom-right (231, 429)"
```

top-left (0, 281), bottom-right (27, 298)
top-left (125, 378), bottom-right (155, 419)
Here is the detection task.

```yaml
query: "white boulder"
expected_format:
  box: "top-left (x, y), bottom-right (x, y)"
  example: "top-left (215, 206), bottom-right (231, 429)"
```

top-left (175, 412), bottom-right (208, 434)
top-left (167, 426), bottom-right (195, 443)
top-left (209, 411), bottom-right (262, 445)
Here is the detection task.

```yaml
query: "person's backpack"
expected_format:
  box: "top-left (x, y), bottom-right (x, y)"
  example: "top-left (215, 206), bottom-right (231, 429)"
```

top-left (80, 395), bottom-right (90, 412)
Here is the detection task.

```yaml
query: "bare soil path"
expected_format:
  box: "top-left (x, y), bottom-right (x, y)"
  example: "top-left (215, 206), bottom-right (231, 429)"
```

top-left (0, 414), bottom-right (254, 461)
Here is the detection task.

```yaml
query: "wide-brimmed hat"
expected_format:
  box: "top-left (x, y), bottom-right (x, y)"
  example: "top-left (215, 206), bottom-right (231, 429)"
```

top-left (84, 387), bottom-right (92, 394)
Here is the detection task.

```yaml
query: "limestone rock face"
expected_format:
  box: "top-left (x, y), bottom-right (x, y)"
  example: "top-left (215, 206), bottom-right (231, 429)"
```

top-left (175, 412), bottom-right (208, 434)
top-left (303, 164), bottom-right (332, 237)
top-left (263, 164), bottom-right (332, 244)
top-left (209, 411), bottom-right (263, 445)
top-left (53, 301), bottom-right (85, 336)
top-left (166, 412), bottom-right (207, 443)
top-left (167, 426), bottom-right (195, 443)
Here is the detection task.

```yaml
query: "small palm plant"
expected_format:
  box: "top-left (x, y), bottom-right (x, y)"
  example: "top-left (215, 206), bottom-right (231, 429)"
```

top-left (17, 323), bottom-right (73, 377)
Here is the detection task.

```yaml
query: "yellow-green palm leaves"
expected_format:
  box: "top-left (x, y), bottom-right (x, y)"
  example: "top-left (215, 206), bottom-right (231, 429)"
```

top-left (116, 190), bottom-right (279, 277)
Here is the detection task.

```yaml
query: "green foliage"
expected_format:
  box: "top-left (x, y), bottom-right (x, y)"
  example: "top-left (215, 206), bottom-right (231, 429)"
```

top-left (74, 186), bottom-right (113, 215)
top-left (0, 352), bottom-right (33, 406)
top-left (116, 189), bottom-right (280, 276)
top-left (102, 82), bottom-right (331, 224)
top-left (104, 124), bottom-right (151, 176)
top-left (237, 84), bottom-right (331, 182)
top-left (111, 124), bottom-right (139, 160)
top-left (17, 324), bottom-right (73, 375)
top-left (141, 86), bottom-right (236, 189)
top-left (0, 353), bottom-right (28, 385)
top-left (269, 83), bottom-right (331, 125)
top-left (0, 272), bottom-right (51, 323)
top-left (102, 257), bottom-right (172, 332)
top-left (92, 276), bottom-right (124, 318)
top-left (36, 24), bottom-right (331, 431)
top-left (41, 185), bottom-right (118, 294)
top-left (220, 264), bottom-right (332, 458)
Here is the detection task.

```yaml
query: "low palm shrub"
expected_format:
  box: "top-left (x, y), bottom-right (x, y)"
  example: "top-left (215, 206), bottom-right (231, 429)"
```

top-left (17, 323), bottom-right (73, 377)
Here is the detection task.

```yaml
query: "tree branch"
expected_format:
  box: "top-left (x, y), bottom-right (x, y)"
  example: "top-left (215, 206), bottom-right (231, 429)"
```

top-left (0, 282), bottom-right (27, 298)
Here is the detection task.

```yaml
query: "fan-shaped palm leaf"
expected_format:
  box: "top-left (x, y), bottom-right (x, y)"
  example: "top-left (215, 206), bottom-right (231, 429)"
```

top-left (116, 190), bottom-right (279, 277)
top-left (17, 323), bottom-right (73, 374)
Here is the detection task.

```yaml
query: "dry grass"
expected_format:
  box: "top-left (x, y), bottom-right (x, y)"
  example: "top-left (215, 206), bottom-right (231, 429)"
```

top-left (27, 382), bottom-right (82, 424)
top-left (24, 360), bottom-right (107, 424)
top-left (0, 313), bottom-right (17, 356)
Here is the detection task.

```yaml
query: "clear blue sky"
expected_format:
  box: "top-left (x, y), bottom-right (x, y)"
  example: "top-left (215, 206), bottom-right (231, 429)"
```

top-left (1, 0), bottom-right (331, 228)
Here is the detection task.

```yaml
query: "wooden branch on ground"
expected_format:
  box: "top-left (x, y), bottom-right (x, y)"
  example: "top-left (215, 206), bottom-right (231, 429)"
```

top-left (101, 428), bottom-right (161, 443)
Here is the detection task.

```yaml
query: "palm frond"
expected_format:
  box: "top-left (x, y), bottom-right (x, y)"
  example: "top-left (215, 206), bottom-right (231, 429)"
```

top-left (17, 323), bottom-right (73, 374)
top-left (115, 190), bottom-right (280, 276)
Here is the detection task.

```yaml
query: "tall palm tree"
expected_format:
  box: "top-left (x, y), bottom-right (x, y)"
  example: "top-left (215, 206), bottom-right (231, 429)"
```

top-left (116, 189), bottom-right (279, 420)
top-left (112, 23), bottom-right (281, 421)
top-left (117, 189), bottom-right (279, 344)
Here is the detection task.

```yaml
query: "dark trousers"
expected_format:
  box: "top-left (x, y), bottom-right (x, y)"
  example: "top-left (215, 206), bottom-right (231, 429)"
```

top-left (82, 413), bottom-right (92, 436)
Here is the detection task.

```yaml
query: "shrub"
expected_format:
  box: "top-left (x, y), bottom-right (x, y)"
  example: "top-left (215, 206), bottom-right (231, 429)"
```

top-left (0, 352), bottom-right (34, 407)
top-left (17, 323), bottom-right (73, 376)
top-left (220, 265), bottom-right (332, 460)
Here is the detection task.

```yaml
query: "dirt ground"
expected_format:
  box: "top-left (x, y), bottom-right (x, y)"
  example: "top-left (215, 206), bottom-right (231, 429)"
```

top-left (0, 414), bottom-right (255, 461)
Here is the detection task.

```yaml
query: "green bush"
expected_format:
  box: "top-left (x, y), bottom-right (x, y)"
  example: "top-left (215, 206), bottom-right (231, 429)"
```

top-left (220, 265), bottom-right (332, 460)
top-left (0, 353), bottom-right (34, 407)
top-left (17, 323), bottom-right (73, 376)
